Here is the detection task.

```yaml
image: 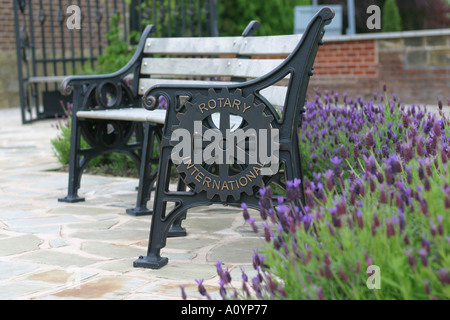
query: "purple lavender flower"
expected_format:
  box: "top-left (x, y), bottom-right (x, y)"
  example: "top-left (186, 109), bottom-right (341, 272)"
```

top-left (324, 253), bottom-right (331, 266)
top-left (215, 261), bottom-right (232, 285)
top-left (180, 285), bottom-right (187, 300)
top-left (429, 219), bottom-right (437, 237)
top-left (356, 210), bottom-right (364, 229)
top-left (286, 181), bottom-right (295, 202)
top-left (404, 248), bottom-right (416, 271)
top-left (263, 223), bottom-right (272, 242)
top-left (317, 286), bottom-right (325, 300)
top-left (378, 184), bottom-right (387, 204)
top-left (324, 169), bottom-right (335, 191)
top-left (437, 215), bottom-right (444, 236)
top-left (246, 217), bottom-right (258, 233)
top-left (440, 144), bottom-right (448, 164)
top-left (421, 238), bottom-right (431, 253)
top-left (335, 197), bottom-right (347, 215)
top-left (433, 119), bottom-right (442, 137)
top-left (384, 165), bottom-right (394, 186)
top-left (402, 142), bottom-right (413, 163)
top-left (277, 196), bottom-right (284, 205)
top-left (241, 267), bottom-right (248, 282)
top-left (424, 177), bottom-right (431, 192)
top-left (330, 155), bottom-right (342, 168)
top-left (437, 269), bottom-right (450, 285)
top-left (418, 248), bottom-right (428, 267)
top-left (404, 233), bottom-right (411, 245)
top-left (324, 264), bottom-right (333, 280)
top-left (386, 218), bottom-right (396, 238)
top-left (365, 129), bottom-right (375, 150)
top-left (354, 144), bottom-right (360, 160)
top-left (406, 166), bottom-right (413, 184)
top-left (326, 220), bottom-right (336, 236)
top-left (195, 279), bottom-right (211, 299)
top-left (242, 203), bottom-right (250, 221)
top-left (252, 250), bottom-right (265, 270)
top-left (219, 279), bottom-right (227, 299)
top-left (339, 268), bottom-right (349, 283)
top-left (365, 253), bottom-right (374, 267)
top-left (424, 280), bottom-right (430, 295)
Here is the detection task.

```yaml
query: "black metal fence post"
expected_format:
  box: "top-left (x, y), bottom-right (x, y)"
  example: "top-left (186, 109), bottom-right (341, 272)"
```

top-left (13, 0), bottom-right (28, 124)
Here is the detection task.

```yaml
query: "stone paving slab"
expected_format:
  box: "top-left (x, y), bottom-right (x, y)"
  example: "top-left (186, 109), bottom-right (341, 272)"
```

top-left (0, 107), bottom-right (263, 300)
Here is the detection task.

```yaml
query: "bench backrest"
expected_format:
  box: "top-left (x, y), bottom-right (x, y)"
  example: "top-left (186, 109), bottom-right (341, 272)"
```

top-left (136, 32), bottom-right (303, 107)
top-left (60, 8), bottom-right (332, 127)
top-left (141, 8), bottom-right (333, 132)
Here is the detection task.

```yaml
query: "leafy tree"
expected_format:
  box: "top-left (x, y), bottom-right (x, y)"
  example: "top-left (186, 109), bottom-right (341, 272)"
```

top-left (218, 0), bottom-right (311, 36)
top-left (382, 0), bottom-right (402, 32)
top-left (319, 0), bottom-right (449, 33)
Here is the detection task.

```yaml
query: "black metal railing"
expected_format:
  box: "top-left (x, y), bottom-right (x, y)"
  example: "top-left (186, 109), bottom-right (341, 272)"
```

top-left (13, 0), bottom-right (218, 124)
top-left (130, 0), bottom-right (218, 38)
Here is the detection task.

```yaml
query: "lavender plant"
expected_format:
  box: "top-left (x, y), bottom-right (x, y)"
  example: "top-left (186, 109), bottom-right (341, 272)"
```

top-left (184, 87), bottom-right (450, 300)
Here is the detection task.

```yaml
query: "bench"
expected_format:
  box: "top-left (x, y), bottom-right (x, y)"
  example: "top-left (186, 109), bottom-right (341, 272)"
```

top-left (58, 7), bottom-right (335, 269)
top-left (57, 20), bottom-right (261, 208)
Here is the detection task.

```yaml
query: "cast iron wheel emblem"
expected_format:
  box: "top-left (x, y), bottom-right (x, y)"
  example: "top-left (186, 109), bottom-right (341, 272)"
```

top-left (80, 119), bottom-right (136, 149)
top-left (171, 88), bottom-right (276, 202)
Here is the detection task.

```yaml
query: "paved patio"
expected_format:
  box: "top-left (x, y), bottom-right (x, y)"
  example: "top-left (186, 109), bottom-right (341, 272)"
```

top-left (0, 107), bottom-right (263, 300)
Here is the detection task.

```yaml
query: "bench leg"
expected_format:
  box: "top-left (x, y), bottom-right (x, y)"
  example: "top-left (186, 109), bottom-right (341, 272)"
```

top-left (168, 212), bottom-right (187, 237)
top-left (168, 177), bottom-right (187, 237)
top-left (134, 202), bottom-right (188, 269)
top-left (58, 112), bottom-right (85, 203)
top-left (127, 123), bottom-right (161, 216)
top-left (134, 152), bottom-right (174, 269)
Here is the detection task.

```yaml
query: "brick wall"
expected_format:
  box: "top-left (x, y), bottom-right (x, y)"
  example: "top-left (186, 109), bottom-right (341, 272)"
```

top-left (0, 0), bottom-right (16, 51)
top-left (309, 30), bottom-right (450, 105)
top-left (314, 40), bottom-right (378, 78)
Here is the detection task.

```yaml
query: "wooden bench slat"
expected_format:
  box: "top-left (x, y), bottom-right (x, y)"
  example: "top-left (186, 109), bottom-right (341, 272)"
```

top-left (238, 34), bottom-right (302, 56)
top-left (138, 78), bottom-right (235, 95)
top-left (76, 108), bottom-right (245, 130)
top-left (76, 109), bottom-right (167, 124)
top-left (140, 57), bottom-right (285, 79)
top-left (144, 37), bottom-right (243, 56)
top-left (143, 34), bottom-right (303, 57)
top-left (29, 76), bottom-right (67, 83)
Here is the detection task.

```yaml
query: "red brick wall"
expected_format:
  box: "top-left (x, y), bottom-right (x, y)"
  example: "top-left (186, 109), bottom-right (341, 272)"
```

top-left (0, 0), bottom-right (17, 51)
top-left (309, 31), bottom-right (450, 105)
top-left (314, 40), bottom-right (378, 78)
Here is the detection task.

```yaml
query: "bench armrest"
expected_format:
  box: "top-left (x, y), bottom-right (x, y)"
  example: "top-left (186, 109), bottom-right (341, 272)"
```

top-left (60, 25), bottom-right (155, 97)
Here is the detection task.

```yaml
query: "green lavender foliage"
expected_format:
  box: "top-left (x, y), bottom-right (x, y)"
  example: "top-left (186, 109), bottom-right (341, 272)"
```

top-left (185, 89), bottom-right (450, 300)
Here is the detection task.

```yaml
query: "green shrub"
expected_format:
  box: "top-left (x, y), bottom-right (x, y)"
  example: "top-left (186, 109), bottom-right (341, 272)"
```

top-left (50, 101), bottom-right (137, 176)
top-left (383, 0), bottom-right (402, 32)
top-left (218, 0), bottom-right (311, 36)
top-left (80, 13), bottom-right (139, 75)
